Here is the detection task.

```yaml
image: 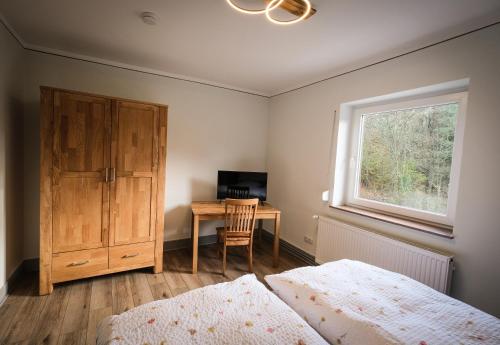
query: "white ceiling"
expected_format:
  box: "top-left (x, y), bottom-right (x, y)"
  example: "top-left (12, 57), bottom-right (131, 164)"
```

top-left (1, 0), bottom-right (500, 96)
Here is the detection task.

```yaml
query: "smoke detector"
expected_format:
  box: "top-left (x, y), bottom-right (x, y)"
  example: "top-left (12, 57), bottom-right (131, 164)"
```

top-left (141, 12), bottom-right (157, 25)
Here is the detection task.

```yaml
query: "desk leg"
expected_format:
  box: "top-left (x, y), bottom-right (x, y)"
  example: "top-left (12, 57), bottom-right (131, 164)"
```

top-left (190, 212), bottom-right (194, 251)
top-left (273, 213), bottom-right (280, 267)
top-left (192, 214), bottom-right (199, 274)
top-left (258, 219), bottom-right (263, 244)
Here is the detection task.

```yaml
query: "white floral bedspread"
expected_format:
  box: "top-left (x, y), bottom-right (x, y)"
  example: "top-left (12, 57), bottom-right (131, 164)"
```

top-left (97, 274), bottom-right (328, 345)
top-left (265, 259), bottom-right (500, 345)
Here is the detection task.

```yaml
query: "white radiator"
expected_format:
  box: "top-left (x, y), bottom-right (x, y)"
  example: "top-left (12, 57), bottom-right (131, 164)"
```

top-left (315, 216), bottom-right (454, 294)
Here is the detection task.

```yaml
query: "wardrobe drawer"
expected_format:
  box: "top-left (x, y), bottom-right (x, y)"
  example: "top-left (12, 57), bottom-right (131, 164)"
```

top-left (109, 242), bottom-right (155, 270)
top-left (52, 248), bottom-right (108, 283)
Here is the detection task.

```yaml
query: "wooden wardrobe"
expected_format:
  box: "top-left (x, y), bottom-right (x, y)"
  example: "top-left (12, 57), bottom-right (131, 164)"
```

top-left (39, 87), bottom-right (167, 295)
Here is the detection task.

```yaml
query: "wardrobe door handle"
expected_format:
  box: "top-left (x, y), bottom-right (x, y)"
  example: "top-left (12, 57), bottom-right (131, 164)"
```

top-left (68, 260), bottom-right (89, 267)
top-left (110, 168), bottom-right (116, 182)
top-left (104, 168), bottom-right (109, 183)
top-left (121, 253), bottom-right (139, 259)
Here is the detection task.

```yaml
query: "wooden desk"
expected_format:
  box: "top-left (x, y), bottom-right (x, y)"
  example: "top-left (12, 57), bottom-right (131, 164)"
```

top-left (190, 201), bottom-right (281, 274)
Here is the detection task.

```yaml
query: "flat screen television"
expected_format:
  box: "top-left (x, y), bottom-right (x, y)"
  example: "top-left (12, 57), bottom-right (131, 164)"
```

top-left (217, 170), bottom-right (268, 201)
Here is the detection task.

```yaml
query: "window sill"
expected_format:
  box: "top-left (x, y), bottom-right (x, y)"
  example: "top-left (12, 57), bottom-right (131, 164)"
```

top-left (330, 205), bottom-right (454, 239)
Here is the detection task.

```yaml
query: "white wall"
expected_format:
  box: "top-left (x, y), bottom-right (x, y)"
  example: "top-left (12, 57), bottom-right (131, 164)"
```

top-left (267, 24), bottom-right (500, 316)
top-left (22, 51), bottom-right (269, 259)
top-left (0, 24), bottom-right (24, 295)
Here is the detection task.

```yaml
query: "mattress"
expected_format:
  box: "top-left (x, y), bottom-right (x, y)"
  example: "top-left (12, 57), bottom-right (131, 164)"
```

top-left (265, 259), bottom-right (500, 345)
top-left (97, 274), bottom-right (328, 345)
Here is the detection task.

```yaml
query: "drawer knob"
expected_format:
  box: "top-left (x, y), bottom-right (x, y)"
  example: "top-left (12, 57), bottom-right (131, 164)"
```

top-left (68, 260), bottom-right (89, 267)
top-left (122, 253), bottom-right (139, 259)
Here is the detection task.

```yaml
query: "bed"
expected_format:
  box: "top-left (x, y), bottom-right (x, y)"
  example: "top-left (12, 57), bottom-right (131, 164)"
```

top-left (265, 259), bottom-right (500, 345)
top-left (96, 274), bottom-right (328, 345)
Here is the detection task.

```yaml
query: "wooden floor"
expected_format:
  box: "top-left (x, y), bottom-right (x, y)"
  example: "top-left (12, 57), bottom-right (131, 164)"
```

top-left (0, 242), bottom-right (306, 345)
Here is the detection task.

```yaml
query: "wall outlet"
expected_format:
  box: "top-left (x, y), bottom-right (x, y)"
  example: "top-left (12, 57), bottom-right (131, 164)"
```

top-left (304, 236), bottom-right (314, 244)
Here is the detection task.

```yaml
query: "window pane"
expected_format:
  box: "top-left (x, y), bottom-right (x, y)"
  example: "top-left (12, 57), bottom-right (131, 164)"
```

top-left (358, 103), bottom-right (458, 215)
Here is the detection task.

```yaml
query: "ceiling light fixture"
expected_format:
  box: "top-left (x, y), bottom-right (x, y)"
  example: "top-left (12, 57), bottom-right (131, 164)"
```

top-left (141, 12), bottom-right (157, 25)
top-left (226, 0), bottom-right (284, 15)
top-left (226, 0), bottom-right (315, 25)
top-left (265, 0), bottom-right (311, 25)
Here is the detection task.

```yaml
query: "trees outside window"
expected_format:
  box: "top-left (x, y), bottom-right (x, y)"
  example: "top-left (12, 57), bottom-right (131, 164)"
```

top-left (345, 91), bottom-right (467, 226)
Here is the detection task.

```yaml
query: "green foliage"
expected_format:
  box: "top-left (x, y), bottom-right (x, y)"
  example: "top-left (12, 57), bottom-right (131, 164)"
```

top-left (358, 103), bottom-right (458, 214)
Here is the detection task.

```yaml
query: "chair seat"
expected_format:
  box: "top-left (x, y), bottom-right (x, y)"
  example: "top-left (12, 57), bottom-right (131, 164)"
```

top-left (217, 227), bottom-right (251, 246)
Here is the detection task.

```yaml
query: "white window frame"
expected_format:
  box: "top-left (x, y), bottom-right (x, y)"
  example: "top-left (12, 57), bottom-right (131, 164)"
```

top-left (345, 92), bottom-right (467, 226)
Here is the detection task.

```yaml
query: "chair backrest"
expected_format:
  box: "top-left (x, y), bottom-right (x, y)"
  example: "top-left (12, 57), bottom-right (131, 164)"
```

top-left (224, 198), bottom-right (259, 237)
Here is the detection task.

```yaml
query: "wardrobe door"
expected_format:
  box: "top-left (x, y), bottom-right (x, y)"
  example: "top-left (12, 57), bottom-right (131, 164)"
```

top-left (52, 91), bottom-right (111, 253)
top-left (110, 101), bottom-right (159, 245)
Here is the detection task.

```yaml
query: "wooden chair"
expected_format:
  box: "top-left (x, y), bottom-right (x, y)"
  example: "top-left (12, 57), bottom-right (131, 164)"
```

top-left (217, 198), bottom-right (259, 276)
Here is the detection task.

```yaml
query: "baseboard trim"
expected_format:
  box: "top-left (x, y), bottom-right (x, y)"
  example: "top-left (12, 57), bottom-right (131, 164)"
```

top-left (164, 234), bottom-right (218, 252)
top-left (0, 282), bottom-right (6, 306)
top-left (23, 258), bottom-right (39, 272)
top-left (0, 261), bottom-right (25, 307)
top-left (260, 230), bottom-right (317, 266)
